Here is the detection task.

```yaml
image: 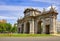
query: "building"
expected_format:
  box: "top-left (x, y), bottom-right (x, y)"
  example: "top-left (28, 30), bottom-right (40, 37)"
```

top-left (0, 19), bottom-right (7, 23)
top-left (17, 5), bottom-right (58, 34)
top-left (56, 21), bottom-right (60, 33)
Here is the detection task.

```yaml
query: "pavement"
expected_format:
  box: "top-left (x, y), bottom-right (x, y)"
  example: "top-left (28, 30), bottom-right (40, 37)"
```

top-left (52, 34), bottom-right (60, 36)
top-left (0, 36), bottom-right (60, 41)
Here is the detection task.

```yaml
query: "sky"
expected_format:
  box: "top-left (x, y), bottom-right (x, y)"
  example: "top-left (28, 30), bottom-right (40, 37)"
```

top-left (0, 0), bottom-right (60, 24)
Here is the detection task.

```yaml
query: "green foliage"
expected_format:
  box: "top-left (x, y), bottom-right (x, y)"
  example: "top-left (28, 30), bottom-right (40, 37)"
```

top-left (5, 23), bottom-right (12, 33)
top-left (0, 23), bottom-right (7, 33)
top-left (11, 24), bottom-right (17, 33)
top-left (0, 23), bottom-right (17, 33)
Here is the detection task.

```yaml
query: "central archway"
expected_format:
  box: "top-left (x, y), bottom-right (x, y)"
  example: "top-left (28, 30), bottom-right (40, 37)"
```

top-left (26, 22), bottom-right (30, 34)
top-left (37, 21), bottom-right (42, 34)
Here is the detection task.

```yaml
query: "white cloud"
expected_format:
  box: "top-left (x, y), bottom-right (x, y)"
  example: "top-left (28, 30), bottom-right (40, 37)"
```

top-left (0, 5), bottom-right (44, 20)
top-left (0, 16), bottom-right (17, 20)
top-left (0, 5), bottom-right (44, 15)
top-left (0, 5), bottom-right (21, 11)
top-left (0, 5), bottom-right (59, 24)
top-left (0, 5), bottom-right (58, 17)
top-left (0, 5), bottom-right (44, 11)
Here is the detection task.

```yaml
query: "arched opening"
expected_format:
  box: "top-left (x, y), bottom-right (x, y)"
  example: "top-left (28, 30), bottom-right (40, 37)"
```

top-left (21, 24), bottom-right (24, 33)
top-left (26, 22), bottom-right (30, 34)
top-left (37, 21), bottom-right (42, 34)
top-left (18, 28), bottom-right (20, 33)
top-left (45, 25), bottom-right (50, 34)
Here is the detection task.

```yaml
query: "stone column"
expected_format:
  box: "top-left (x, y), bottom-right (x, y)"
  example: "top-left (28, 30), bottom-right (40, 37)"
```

top-left (30, 19), bottom-right (34, 34)
top-left (17, 24), bottom-right (19, 33)
top-left (19, 24), bottom-right (21, 33)
top-left (50, 16), bottom-right (57, 34)
top-left (23, 22), bottom-right (26, 33)
top-left (19, 24), bottom-right (23, 33)
top-left (34, 20), bottom-right (38, 34)
top-left (42, 19), bottom-right (46, 34)
top-left (20, 26), bottom-right (22, 33)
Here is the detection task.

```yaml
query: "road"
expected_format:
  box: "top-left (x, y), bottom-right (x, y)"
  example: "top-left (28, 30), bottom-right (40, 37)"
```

top-left (0, 36), bottom-right (60, 41)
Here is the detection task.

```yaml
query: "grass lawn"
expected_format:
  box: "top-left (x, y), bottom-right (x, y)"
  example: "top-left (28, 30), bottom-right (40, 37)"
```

top-left (0, 33), bottom-right (53, 37)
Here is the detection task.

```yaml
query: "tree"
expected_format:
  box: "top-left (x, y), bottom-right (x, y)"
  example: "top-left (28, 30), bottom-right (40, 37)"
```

top-left (0, 23), bottom-right (12, 33)
top-left (0, 23), bottom-right (6, 33)
top-left (11, 24), bottom-right (17, 33)
top-left (0, 23), bottom-right (17, 33)
top-left (6, 23), bottom-right (12, 33)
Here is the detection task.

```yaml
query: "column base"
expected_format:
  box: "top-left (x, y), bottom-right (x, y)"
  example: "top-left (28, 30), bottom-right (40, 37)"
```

top-left (30, 32), bottom-right (34, 34)
top-left (50, 31), bottom-right (57, 34)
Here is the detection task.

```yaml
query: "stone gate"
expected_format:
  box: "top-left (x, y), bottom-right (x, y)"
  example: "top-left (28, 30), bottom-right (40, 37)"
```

top-left (17, 6), bottom-right (58, 34)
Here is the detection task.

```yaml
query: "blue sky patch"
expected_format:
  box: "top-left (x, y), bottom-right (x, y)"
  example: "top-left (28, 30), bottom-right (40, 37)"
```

top-left (0, 0), bottom-right (60, 24)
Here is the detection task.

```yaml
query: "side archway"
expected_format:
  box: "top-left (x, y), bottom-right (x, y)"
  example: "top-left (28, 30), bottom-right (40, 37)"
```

top-left (21, 24), bottom-right (24, 33)
top-left (37, 21), bottom-right (42, 34)
top-left (45, 25), bottom-right (50, 34)
top-left (18, 28), bottom-right (20, 33)
top-left (26, 22), bottom-right (30, 34)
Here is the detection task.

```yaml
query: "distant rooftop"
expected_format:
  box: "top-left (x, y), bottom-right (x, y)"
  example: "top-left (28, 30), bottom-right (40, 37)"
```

top-left (0, 19), bottom-right (7, 23)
